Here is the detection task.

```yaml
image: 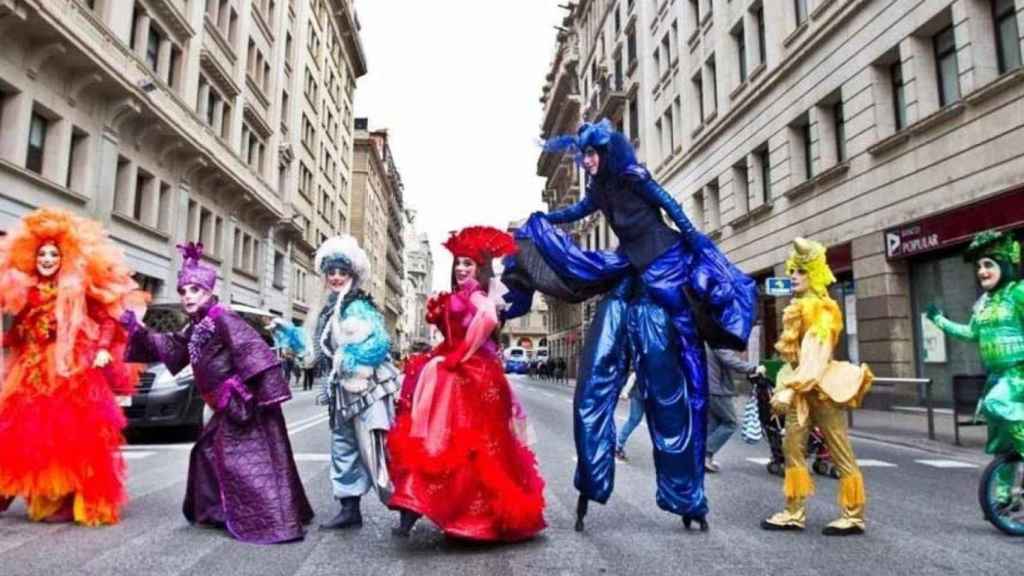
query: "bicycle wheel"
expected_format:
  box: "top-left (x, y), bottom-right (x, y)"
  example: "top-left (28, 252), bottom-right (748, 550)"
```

top-left (978, 452), bottom-right (1024, 536)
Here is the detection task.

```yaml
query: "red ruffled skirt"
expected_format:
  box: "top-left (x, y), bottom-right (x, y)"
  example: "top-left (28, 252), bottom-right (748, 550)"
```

top-left (0, 342), bottom-right (128, 525)
top-left (388, 353), bottom-right (545, 541)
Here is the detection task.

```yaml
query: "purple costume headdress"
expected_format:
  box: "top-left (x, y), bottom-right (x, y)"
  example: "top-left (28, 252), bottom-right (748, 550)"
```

top-left (177, 242), bottom-right (218, 292)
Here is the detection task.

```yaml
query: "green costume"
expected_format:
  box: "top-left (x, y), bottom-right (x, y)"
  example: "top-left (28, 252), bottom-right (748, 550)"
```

top-left (928, 230), bottom-right (1024, 457)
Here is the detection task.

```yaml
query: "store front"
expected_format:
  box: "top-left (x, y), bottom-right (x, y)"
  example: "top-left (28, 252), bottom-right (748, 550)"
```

top-left (886, 188), bottom-right (1024, 405)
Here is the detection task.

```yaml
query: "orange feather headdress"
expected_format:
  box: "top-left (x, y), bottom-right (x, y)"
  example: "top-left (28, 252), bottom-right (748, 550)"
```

top-left (0, 207), bottom-right (148, 376)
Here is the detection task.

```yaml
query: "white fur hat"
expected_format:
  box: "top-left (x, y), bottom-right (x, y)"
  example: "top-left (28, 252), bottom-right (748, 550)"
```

top-left (314, 235), bottom-right (371, 286)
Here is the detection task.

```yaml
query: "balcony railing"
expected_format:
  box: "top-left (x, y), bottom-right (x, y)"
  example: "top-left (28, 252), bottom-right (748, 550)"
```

top-left (583, 72), bottom-right (628, 122)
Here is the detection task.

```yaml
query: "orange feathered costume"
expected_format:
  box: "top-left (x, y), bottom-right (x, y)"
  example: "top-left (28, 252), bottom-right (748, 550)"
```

top-left (0, 208), bottom-right (148, 525)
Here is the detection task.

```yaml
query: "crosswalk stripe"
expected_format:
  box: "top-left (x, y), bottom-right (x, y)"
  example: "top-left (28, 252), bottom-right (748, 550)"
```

top-left (293, 453), bottom-right (332, 462)
top-left (857, 459), bottom-right (898, 468)
top-left (120, 451), bottom-right (157, 460)
top-left (746, 457), bottom-right (771, 465)
top-left (915, 459), bottom-right (979, 469)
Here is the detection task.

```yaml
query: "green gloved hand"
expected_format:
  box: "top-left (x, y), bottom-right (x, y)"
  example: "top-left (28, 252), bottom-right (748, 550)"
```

top-left (926, 304), bottom-right (942, 321)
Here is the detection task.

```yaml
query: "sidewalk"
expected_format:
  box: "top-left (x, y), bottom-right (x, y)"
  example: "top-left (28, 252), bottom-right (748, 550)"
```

top-left (540, 377), bottom-right (990, 464)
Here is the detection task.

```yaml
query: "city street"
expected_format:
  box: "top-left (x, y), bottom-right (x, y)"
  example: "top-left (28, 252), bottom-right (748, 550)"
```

top-left (0, 375), bottom-right (1017, 575)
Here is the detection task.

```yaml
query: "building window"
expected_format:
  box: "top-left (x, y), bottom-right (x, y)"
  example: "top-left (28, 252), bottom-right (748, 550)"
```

top-left (891, 61), bottom-right (907, 130)
top-left (794, 0), bottom-right (809, 26)
top-left (158, 182), bottom-right (172, 232)
top-left (802, 123), bottom-right (813, 179)
top-left (26, 112), bottom-right (47, 174)
top-left (995, 0), bottom-right (1022, 74)
top-left (114, 156), bottom-right (133, 214)
top-left (706, 180), bottom-right (720, 231)
top-left (833, 101), bottom-right (846, 163)
top-left (692, 72), bottom-right (705, 123)
top-left (755, 146), bottom-right (771, 203)
top-left (733, 23), bottom-right (747, 82)
top-left (67, 128), bottom-right (88, 191)
top-left (145, 26), bottom-right (161, 72)
top-left (732, 161), bottom-right (749, 214)
top-left (754, 4), bottom-right (767, 67)
top-left (933, 26), bottom-right (960, 106)
top-left (133, 169), bottom-right (153, 222)
top-left (707, 56), bottom-right (718, 113)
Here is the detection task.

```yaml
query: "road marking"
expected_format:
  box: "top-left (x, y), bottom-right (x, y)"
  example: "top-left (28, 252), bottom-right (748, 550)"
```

top-left (287, 413), bottom-right (330, 430)
top-left (915, 459), bottom-right (979, 469)
top-left (123, 443), bottom-right (193, 451)
top-left (120, 451), bottom-right (157, 460)
top-left (287, 414), bottom-right (330, 435)
top-left (293, 453), bottom-right (332, 462)
top-left (857, 459), bottom-right (897, 468)
top-left (747, 457), bottom-right (772, 465)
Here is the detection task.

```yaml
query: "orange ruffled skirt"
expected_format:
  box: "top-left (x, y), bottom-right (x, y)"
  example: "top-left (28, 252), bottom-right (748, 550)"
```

top-left (0, 343), bottom-right (127, 525)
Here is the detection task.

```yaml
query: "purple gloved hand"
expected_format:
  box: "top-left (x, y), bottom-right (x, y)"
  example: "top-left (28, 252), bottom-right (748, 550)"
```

top-left (119, 310), bottom-right (141, 333)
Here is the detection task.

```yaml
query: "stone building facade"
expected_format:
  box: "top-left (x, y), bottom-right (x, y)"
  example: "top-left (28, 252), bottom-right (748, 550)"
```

top-left (349, 117), bottom-right (405, 345)
top-left (401, 209), bottom-right (433, 353)
top-left (0, 0), bottom-right (366, 327)
top-left (541, 0), bottom-right (1024, 406)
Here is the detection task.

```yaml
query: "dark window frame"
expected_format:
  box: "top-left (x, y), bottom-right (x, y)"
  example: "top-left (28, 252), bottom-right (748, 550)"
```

top-left (994, 0), bottom-right (1022, 74)
top-left (933, 25), bottom-right (960, 107)
top-left (26, 112), bottom-right (47, 174)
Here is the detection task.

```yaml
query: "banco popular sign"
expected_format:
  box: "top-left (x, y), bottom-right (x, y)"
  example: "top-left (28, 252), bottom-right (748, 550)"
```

top-left (884, 189), bottom-right (1024, 260)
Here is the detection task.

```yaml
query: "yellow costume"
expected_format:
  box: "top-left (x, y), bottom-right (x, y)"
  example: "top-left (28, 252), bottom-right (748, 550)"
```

top-left (762, 238), bottom-right (873, 535)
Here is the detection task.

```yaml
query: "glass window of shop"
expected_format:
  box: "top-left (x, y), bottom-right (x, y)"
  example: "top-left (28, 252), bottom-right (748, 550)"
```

top-left (910, 249), bottom-right (985, 406)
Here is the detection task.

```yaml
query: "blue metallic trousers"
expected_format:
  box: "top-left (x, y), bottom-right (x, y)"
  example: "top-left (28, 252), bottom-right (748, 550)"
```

top-left (574, 273), bottom-right (709, 518)
top-left (509, 215), bottom-right (756, 519)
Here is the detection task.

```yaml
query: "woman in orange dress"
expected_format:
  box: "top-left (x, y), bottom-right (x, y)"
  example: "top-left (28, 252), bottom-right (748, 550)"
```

top-left (0, 208), bottom-right (147, 525)
top-left (388, 226), bottom-right (545, 541)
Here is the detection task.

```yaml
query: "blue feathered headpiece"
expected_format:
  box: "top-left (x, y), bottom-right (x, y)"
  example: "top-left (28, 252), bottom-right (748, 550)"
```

top-left (542, 119), bottom-right (637, 180)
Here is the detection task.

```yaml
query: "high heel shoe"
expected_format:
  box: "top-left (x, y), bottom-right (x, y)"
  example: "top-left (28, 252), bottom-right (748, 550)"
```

top-left (574, 494), bottom-right (588, 532)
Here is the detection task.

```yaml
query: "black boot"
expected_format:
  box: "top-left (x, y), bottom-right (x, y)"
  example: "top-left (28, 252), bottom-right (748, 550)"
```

top-left (391, 509), bottom-right (421, 537)
top-left (0, 495), bottom-right (12, 513)
top-left (574, 494), bottom-right (588, 532)
top-left (319, 496), bottom-right (362, 530)
top-left (682, 514), bottom-right (709, 532)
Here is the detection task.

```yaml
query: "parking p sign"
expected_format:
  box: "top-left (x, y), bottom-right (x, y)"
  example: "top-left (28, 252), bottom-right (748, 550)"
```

top-left (765, 277), bottom-right (793, 297)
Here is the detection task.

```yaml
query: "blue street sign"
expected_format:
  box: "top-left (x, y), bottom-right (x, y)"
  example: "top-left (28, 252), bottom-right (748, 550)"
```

top-left (765, 277), bottom-right (793, 297)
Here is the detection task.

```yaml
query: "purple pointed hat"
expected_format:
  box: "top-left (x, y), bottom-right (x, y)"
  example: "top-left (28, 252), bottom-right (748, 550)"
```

top-left (177, 242), bottom-right (217, 292)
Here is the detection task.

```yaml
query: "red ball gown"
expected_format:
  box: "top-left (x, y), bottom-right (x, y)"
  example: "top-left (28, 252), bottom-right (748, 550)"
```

top-left (388, 281), bottom-right (545, 541)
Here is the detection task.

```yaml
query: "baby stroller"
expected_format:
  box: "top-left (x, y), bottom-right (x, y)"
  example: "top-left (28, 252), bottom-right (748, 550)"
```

top-left (750, 361), bottom-right (838, 479)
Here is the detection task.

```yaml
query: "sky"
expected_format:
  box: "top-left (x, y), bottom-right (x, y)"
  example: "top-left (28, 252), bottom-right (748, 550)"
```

top-left (353, 1), bottom-right (567, 291)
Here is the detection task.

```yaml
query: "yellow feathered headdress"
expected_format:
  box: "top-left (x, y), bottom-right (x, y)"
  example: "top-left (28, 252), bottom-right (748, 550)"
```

top-left (785, 237), bottom-right (836, 296)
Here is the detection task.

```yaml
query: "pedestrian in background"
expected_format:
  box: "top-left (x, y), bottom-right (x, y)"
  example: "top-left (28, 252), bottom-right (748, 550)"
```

top-left (704, 344), bottom-right (763, 473)
top-left (267, 317), bottom-right (308, 387)
top-left (615, 373), bottom-right (643, 461)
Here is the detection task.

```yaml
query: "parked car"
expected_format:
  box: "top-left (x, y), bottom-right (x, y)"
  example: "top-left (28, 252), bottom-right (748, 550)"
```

top-left (503, 346), bottom-right (529, 374)
top-left (120, 302), bottom-right (276, 439)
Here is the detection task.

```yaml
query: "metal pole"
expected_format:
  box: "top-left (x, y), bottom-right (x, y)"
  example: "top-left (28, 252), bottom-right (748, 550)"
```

top-left (925, 378), bottom-right (935, 441)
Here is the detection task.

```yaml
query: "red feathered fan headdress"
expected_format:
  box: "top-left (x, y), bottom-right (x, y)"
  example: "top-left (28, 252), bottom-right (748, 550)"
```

top-left (443, 226), bottom-right (517, 264)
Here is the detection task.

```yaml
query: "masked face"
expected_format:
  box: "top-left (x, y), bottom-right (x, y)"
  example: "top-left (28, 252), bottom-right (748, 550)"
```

top-left (36, 242), bottom-right (61, 278)
top-left (326, 269), bottom-right (353, 294)
top-left (178, 283), bottom-right (213, 315)
top-left (454, 257), bottom-right (478, 288)
top-left (582, 148), bottom-right (600, 176)
top-left (976, 257), bottom-right (1002, 292)
top-left (790, 268), bottom-right (810, 296)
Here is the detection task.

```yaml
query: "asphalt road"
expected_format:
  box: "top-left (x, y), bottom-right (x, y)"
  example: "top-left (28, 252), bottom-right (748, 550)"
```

top-left (0, 374), bottom-right (1018, 575)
